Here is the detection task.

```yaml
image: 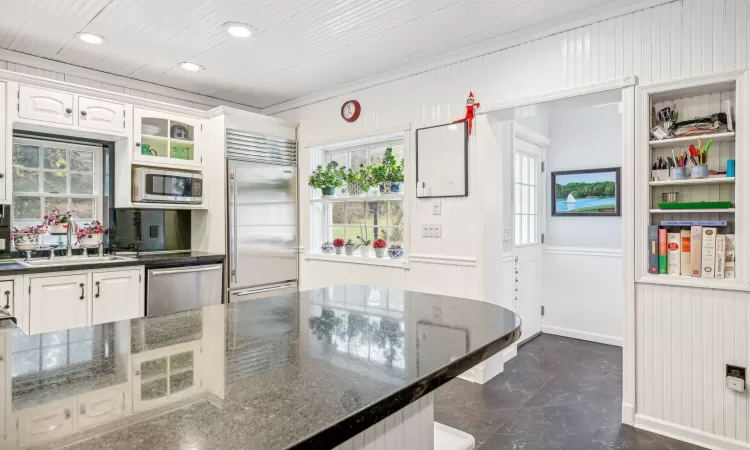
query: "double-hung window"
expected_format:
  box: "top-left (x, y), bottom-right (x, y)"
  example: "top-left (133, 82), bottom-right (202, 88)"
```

top-left (12, 137), bottom-right (102, 234)
top-left (310, 133), bottom-right (406, 256)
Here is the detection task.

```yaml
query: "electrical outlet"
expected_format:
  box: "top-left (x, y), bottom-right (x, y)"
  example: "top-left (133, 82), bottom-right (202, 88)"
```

top-left (727, 365), bottom-right (746, 393)
top-left (422, 225), bottom-right (430, 237)
top-left (432, 201), bottom-right (442, 215)
top-left (503, 228), bottom-right (512, 241)
top-left (434, 224), bottom-right (442, 238)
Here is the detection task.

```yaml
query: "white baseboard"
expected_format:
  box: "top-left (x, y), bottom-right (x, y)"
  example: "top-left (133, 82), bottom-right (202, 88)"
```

top-left (621, 402), bottom-right (635, 425)
top-left (542, 325), bottom-right (623, 347)
top-left (635, 414), bottom-right (750, 450)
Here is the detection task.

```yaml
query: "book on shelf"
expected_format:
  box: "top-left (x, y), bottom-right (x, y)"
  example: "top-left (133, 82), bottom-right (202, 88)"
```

top-left (680, 229), bottom-right (691, 276)
top-left (660, 221), bottom-right (728, 227)
top-left (701, 228), bottom-right (717, 278)
top-left (690, 226), bottom-right (703, 277)
top-left (667, 233), bottom-right (680, 275)
top-left (715, 235), bottom-right (726, 279)
top-left (648, 225), bottom-right (659, 274)
top-left (725, 234), bottom-right (736, 279)
top-left (658, 228), bottom-right (668, 274)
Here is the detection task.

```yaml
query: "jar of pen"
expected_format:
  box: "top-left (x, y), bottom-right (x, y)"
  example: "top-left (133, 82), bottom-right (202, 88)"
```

top-left (688, 139), bottom-right (711, 179)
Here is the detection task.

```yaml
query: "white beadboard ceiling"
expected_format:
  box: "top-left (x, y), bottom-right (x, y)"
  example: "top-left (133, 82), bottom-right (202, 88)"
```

top-left (2, 0), bottom-right (648, 109)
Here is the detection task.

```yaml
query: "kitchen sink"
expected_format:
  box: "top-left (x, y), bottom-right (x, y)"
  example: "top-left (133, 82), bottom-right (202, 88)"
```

top-left (19, 256), bottom-right (135, 268)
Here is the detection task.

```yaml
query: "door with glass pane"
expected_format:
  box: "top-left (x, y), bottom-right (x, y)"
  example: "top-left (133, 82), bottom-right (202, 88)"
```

top-left (133, 108), bottom-right (202, 168)
top-left (513, 135), bottom-right (544, 344)
top-left (132, 343), bottom-right (201, 412)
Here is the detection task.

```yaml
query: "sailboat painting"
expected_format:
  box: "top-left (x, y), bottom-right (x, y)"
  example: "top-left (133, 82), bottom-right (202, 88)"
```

top-left (552, 167), bottom-right (621, 216)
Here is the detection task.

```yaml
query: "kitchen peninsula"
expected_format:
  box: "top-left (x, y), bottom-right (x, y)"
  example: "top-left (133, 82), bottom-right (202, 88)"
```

top-left (0, 286), bottom-right (520, 450)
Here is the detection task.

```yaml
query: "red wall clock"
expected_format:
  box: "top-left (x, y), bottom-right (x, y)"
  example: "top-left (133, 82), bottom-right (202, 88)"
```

top-left (341, 100), bottom-right (361, 122)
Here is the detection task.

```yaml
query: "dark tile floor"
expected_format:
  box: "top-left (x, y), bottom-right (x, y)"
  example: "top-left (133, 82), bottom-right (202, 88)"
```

top-left (434, 334), bottom-right (703, 450)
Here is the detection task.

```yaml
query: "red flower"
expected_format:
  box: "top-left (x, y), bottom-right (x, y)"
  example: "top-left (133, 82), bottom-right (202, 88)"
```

top-left (373, 238), bottom-right (387, 249)
top-left (333, 238), bottom-right (345, 248)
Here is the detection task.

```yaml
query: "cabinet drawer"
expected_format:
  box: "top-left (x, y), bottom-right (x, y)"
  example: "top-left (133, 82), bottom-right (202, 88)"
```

top-left (78, 96), bottom-right (125, 133)
top-left (77, 388), bottom-right (126, 431)
top-left (0, 280), bottom-right (13, 316)
top-left (17, 401), bottom-right (75, 448)
top-left (18, 85), bottom-right (74, 125)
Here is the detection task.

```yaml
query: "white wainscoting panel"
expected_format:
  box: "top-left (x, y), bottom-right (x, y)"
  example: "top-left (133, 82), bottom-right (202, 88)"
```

top-left (636, 283), bottom-right (750, 449)
top-left (331, 393), bottom-right (434, 450)
top-left (542, 247), bottom-right (623, 346)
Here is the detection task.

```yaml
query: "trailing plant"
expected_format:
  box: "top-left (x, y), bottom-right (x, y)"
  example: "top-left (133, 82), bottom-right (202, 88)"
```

top-left (308, 161), bottom-right (343, 189)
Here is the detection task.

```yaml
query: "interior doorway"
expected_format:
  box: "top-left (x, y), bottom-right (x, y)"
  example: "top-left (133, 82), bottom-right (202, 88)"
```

top-left (484, 89), bottom-right (625, 349)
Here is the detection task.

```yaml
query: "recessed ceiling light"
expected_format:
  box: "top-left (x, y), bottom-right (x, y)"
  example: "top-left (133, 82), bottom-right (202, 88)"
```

top-left (225, 22), bottom-right (254, 38)
top-left (77, 33), bottom-right (106, 45)
top-left (179, 62), bottom-right (204, 72)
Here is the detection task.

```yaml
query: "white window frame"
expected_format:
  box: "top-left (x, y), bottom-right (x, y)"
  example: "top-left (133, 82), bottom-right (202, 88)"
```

top-left (513, 149), bottom-right (540, 247)
top-left (308, 131), bottom-right (409, 265)
top-left (12, 136), bottom-right (104, 232)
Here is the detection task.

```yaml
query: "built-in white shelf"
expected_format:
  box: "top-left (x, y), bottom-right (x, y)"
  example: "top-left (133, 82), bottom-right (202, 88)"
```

top-left (638, 274), bottom-right (747, 291)
top-left (311, 196), bottom-right (404, 204)
top-left (649, 131), bottom-right (735, 149)
top-left (649, 208), bottom-right (735, 214)
top-left (649, 176), bottom-right (735, 186)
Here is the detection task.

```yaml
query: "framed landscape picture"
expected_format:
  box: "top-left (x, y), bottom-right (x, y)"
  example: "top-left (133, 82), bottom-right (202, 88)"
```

top-left (551, 167), bottom-right (621, 216)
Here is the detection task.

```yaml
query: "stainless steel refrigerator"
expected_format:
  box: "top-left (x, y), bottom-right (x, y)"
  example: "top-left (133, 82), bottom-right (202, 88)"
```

top-left (226, 129), bottom-right (298, 301)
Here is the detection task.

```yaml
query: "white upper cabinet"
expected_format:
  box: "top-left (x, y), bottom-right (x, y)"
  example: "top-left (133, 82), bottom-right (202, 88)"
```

top-left (133, 107), bottom-right (203, 169)
top-left (18, 85), bottom-right (74, 125)
top-left (78, 96), bottom-right (125, 133)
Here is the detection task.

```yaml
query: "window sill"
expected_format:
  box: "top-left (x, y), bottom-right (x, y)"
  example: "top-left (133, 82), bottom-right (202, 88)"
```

top-left (305, 252), bottom-right (409, 269)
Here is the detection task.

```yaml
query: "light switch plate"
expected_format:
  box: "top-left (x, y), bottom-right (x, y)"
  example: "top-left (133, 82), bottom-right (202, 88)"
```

top-left (422, 225), bottom-right (430, 237)
top-left (503, 228), bottom-right (512, 241)
top-left (432, 225), bottom-right (441, 238)
top-left (432, 201), bottom-right (442, 215)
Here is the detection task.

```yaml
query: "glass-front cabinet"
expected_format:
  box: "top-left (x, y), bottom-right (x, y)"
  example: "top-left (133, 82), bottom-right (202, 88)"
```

top-left (132, 343), bottom-right (201, 412)
top-left (133, 108), bottom-right (203, 168)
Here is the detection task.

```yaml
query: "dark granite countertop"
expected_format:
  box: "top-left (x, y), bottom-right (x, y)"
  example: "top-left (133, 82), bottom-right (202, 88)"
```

top-left (0, 251), bottom-right (225, 274)
top-left (1, 285), bottom-right (520, 450)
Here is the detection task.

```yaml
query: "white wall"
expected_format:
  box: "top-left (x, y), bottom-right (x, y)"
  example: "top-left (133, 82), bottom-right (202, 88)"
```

top-left (271, 1), bottom-right (750, 447)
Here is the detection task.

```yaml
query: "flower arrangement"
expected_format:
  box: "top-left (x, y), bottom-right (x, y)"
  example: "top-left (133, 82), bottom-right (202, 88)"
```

top-left (333, 238), bottom-right (345, 255)
top-left (308, 161), bottom-right (343, 196)
top-left (12, 224), bottom-right (47, 252)
top-left (12, 225), bottom-right (47, 235)
top-left (45, 209), bottom-right (72, 233)
top-left (373, 238), bottom-right (388, 258)
top-left (76, 221), bottom-right (107, 246)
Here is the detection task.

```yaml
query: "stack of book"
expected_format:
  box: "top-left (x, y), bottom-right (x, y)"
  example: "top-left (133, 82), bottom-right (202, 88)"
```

top-left (648, 221), bottom-right (735, 279)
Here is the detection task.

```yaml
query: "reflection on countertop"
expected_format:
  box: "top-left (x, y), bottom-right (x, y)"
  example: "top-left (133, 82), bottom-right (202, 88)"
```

top-left (0, 285), bottom-right (520, 450)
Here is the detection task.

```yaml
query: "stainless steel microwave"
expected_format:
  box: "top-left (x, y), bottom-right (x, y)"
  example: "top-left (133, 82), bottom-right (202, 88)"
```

top-left (131, 167), bottom-right (203, 204)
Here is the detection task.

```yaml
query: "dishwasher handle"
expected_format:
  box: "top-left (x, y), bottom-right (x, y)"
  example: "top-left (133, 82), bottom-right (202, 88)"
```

top-left (150, 265), bottom-right (222, 276)
top-left (232, 283), bottom-right (297, 296)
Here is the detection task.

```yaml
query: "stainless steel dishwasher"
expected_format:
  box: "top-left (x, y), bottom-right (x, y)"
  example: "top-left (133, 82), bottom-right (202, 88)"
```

top-left (146, 264), bottom-right (223, 316)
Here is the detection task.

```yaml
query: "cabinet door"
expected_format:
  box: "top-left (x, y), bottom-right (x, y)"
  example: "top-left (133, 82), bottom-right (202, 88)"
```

top-left (133, 345), bottom-right (200, 412)
top-left (17, 401), bottom-right (75, 448)
top-left (29, 274), bottom-right (88, 335)
top-left (18, 85), bottom-right (74, 125)
top-left (78, 96), bottom-right (125, 133)
top-left (0, 82), bottom-right (6, 201)
top-left (133, 108), bottom-right (202, 168)
top-left (0, 280), bottom-right (13, 316)
top-left (92, 269), bottom-right (141, 325)
top-left (77, 388), bottom-right (126, 431)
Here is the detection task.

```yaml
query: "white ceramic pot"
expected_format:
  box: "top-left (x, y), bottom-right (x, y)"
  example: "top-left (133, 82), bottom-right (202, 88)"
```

top-left (374, 247), bottom-right (386, 258)
top-left (335, 246), bottom-right (344, 255)
top-left (79, 234), bottom-right (103, 248)
top-left (14, 233), bottom-right (39, 251)
top-left (360, 245), bottom-right (372, 258)
top-left (50, 223), bottom-right (68, 234)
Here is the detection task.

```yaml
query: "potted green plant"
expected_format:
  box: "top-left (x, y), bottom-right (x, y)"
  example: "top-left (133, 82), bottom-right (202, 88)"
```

top-left (375, 147), bottom-right (404, 195)
top-left (333, 238), bottom-right (345, 255)
top-left (308, 161), bottom-right (343, 197)
top-left (359, 164), bottom-right (378, 196)
top-left (344, 239), bottom-right (358, 256)
top-left (343, 166), bottom-right (364, 197)
top-left (357, 225), bottom-right (373, 257)
top-left (373, 238), bottom-right (387, 258)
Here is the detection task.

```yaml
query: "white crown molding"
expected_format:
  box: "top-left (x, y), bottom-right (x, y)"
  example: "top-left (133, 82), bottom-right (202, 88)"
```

top-left (262, 0), bottom-right (670, 116)
top-left (409, 254), bottom-right (477, 267)
top-left (544, 246), bottom-right (622, 257)
top-left (0, 48), bottom-right (259, 112)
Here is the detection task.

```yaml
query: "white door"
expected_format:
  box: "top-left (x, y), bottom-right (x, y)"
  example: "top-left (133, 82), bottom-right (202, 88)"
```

top-left (18, 85), bottom-right (74, 125)
top-left (513, 134), bottom-right (544, 343)
top-left (91, 269), bottom-right (142, 325)
top-left (29, 274), bottom-right (88, 334)
top-left (0, 82), bottom-right (6, 201)
top-left (78, 96), bottom-right (125, 133)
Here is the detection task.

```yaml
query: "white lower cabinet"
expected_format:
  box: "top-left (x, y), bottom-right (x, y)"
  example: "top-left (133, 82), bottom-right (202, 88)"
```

top-left (21, 267), bottom-right (144, 335)
top-left (0, 279), bottom-right (15, 316)
top-left (17, 399), bottom-right (76, 448)
top-left (28, 274), bottom-right (88, 335)
top-left (77, 388), bottom-right (127, 431)
top-left (92, 269), bottom-right (142, 324)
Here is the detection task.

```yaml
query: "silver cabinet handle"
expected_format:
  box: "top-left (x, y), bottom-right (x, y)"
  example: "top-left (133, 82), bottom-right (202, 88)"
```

top-left (151, 265), bottom-right (222, 276)
top-left (80, 404), bottom-right (86, 415)
top-left (64, 408), bottom-right (71, 420)
top-left (80, 110), bottom-right (87, 117)
top-left (233, 283), bottom-right (296, 296)
top-left (3, 291), bottom-right (9, 309)
top-left (231, 167), bottom-right (238, 283)
top-left (65, 108), bottom-right (72, 114)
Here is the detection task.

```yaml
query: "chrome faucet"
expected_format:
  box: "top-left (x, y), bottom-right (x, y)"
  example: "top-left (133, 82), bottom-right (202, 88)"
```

top-left (66, 219), bottom-right (76, 257)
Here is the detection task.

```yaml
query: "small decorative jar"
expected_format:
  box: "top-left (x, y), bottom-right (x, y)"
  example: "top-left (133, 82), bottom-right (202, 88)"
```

top-left (388, 245), bottom-right (404, 259)
top-left (389, 182), bottom-right (403, 195)
top-left (321, 242), bottom-right (335, 254)
top-left (360, 245), bottom-right (372, 258)
top-left (13, 234), bottom-right (39, 252)
top-left (378, 182), bottom-right (391, 195)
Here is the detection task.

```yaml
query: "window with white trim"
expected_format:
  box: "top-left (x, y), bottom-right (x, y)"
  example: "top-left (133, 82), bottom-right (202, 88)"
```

top-left (513, 150), bottom-right (539, 246)
top-left (310, 133), bottom-right (406, 255)
top-left (12, 137), bottom-right (103, 235)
